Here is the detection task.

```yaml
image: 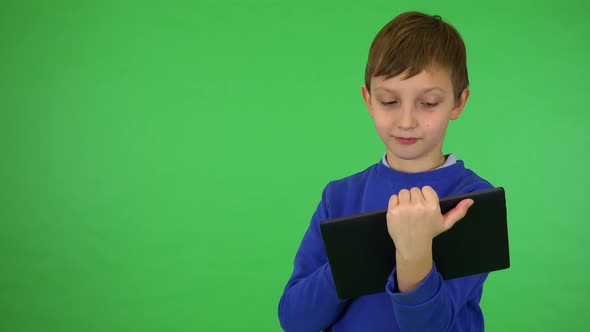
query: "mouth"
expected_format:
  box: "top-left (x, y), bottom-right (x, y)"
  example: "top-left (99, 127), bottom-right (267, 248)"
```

top-left (394, 136), bottom-right (418, 145)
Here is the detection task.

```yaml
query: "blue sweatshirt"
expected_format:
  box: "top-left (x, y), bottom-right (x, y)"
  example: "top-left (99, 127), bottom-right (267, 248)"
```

top-left (278, 157), bottom-right (493, 332)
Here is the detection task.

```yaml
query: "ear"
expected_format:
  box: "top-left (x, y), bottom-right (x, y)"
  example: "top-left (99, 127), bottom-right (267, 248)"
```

top-left (361, 85), bottom-right (374, 117)
top-left (450, 88), bottom-right (470, 120)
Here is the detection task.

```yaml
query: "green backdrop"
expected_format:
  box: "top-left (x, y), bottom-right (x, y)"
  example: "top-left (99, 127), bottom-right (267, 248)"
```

top-left (1, 0), bottom-right (588, 331)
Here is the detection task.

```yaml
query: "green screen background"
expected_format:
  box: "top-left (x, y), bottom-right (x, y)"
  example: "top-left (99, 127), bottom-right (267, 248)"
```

top-left (1, 0), bottom-right (588, 331)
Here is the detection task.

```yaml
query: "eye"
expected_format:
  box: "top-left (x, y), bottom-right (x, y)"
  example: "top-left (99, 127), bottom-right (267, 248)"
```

top-left (380, 101), bottom-right (398, 106)
top-left (422, 102), bottom-right (439, 108)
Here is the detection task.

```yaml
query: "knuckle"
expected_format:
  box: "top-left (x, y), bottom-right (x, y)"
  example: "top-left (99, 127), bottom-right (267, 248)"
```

top-left (387, 209), bottom-right (400, 219)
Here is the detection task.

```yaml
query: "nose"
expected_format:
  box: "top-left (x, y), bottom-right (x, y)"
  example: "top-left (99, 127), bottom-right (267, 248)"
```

top-left (397, 106), bottom-right (417, 130)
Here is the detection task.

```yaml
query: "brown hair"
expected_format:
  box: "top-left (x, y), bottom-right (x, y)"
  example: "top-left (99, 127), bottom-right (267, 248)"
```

top-left (364, 11), bottom-right (468, 101)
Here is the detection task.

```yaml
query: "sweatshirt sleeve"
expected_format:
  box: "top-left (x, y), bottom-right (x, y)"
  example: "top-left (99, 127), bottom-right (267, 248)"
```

top-left (278, 186), bottom-right (349, 332)
top-left (386, 264), bottom-right (488, 331)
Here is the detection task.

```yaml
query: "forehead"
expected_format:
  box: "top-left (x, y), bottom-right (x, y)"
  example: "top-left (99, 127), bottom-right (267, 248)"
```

top-left (372, 67), bottom-right (453, 94)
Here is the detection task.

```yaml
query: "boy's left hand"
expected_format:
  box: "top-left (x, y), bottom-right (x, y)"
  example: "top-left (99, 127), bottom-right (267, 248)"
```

top-left (386, 186), bottom-right (474, 261)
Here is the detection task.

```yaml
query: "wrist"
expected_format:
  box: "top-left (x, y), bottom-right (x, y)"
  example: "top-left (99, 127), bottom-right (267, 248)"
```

top-left (395, 240), bottom-right (432, 262)
top-left (395, 255), bottom-right (433, 293)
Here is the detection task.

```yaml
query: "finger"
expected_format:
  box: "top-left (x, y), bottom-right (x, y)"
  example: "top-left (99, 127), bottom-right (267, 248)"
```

top-left (421, 186), bottom-right (439, 204)
top-left (398, 189), bottom-right (410, 204)
top-left (442, 198), bottom-right (474, 232)
top-left (409, 187), bottom-right (424, 204)
top-left (388, 194), bottom-right (399, 209)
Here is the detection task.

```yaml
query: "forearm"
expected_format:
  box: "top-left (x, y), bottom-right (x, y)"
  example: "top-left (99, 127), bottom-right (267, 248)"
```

top-left (278, 263), bottom-right (348, 332)
top-left (395, 244), bottom-right (433, 293)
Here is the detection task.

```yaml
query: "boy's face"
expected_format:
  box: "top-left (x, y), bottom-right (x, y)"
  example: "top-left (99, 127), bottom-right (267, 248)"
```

top-left (361, 66), bottom-right (469, 173)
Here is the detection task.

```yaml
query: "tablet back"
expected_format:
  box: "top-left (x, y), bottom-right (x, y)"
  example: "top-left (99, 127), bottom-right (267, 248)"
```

top-left (319, 187), bottom-right (510, 299)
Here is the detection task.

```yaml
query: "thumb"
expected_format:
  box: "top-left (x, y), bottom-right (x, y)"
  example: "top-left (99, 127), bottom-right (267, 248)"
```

top-left (441, 199), bottom-right (474, 232)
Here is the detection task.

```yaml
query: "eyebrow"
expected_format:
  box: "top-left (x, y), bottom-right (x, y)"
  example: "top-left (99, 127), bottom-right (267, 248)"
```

top-left (373, 87), bottom-right (446, 94)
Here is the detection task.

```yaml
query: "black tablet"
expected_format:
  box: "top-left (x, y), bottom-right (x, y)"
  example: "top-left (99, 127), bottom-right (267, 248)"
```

top-left (319, 187), bottom-right (510, 299)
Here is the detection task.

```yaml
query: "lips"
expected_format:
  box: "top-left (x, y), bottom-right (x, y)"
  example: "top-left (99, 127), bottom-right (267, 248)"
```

top-left (394, 137), bottom-right (418, 144)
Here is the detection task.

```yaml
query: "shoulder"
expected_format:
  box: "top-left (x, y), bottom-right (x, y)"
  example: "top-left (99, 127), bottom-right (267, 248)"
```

top-left (323, 163), bottom-right (378, 195)
top-left (318, 163), bottom-right (380, 216)
top-left (452, 161), bottom-right (494, 193)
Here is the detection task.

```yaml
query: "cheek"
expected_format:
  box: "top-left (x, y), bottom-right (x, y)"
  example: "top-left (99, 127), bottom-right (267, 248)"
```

top-left (373, 118), bottom-right (391, 138)
top-left (373, 122), bottom-right (388, 136)
top-left (423, 119), bottom-right (449, 137)
top-left (372, 115), bottom-right (392, 134)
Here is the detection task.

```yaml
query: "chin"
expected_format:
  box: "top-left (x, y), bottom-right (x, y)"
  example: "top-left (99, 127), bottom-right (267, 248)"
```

top-left (395, 154), bottom-right (421, 161)
top-left (388, 150), bottom-right (422, 161)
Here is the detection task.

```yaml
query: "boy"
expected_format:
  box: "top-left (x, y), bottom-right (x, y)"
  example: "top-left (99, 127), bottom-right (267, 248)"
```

top-left (278, 11), bottom-right (493, 332)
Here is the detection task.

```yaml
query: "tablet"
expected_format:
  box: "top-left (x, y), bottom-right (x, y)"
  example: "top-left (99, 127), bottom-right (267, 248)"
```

top-left (319, 187), bottom-right (510, 299)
